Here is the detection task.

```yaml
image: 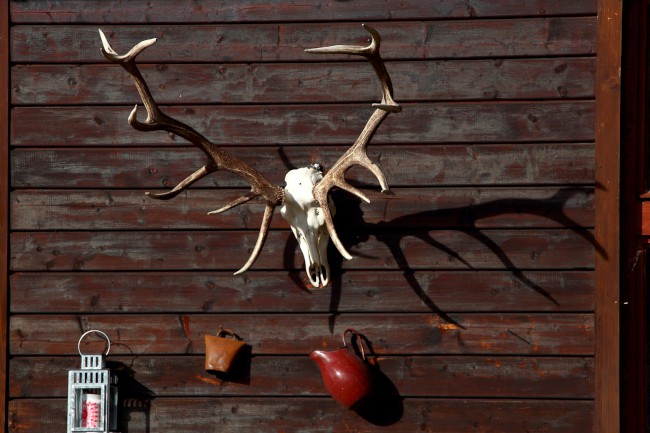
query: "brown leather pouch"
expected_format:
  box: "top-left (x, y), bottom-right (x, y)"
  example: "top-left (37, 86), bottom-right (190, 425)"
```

top-left (204, 327), bottom-right (246, 373)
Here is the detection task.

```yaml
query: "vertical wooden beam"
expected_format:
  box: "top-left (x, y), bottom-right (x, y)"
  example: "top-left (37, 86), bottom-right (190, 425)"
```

top-left (595, 0), bottom-right (622, 432)
top-left (0, 2), bottom-right (7, 432)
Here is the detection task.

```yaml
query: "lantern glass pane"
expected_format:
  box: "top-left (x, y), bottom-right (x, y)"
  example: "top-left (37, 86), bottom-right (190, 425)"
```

top-left (73, 388), bottom-right (104, 431)
top-left (110, 383), bottom-right (118, 431)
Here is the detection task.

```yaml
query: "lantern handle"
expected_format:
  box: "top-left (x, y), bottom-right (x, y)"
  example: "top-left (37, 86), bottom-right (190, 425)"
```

top-left (77, 329), bottom-right (111, 356)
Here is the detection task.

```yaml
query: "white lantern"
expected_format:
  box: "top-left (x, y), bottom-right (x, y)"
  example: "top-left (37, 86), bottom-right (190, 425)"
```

top-left (67, 330), bottom-right (119, 433)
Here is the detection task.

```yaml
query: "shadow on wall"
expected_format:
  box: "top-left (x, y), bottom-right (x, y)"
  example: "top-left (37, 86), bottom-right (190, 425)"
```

top-left (283, 186), bottom-right (602, 331)
top-left (352, 334), bottom-right (404, 426)
top-left (108, 350), bottom-right (155, 433)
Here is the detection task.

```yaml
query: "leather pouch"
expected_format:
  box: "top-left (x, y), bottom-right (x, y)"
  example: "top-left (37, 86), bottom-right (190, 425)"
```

top-left (204, 327), bottom-right (246, 373)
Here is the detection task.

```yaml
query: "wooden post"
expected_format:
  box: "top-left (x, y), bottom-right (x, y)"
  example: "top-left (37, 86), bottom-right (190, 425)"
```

top-left (0, 1), bottom-right (8, 432)
top-left (595, 0), bottom-right (622, 432)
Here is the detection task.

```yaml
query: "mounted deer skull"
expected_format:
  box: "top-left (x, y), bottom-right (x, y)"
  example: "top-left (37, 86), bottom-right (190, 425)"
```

top-left (280, 164), bottom-right (333, 287)
top-left (99, 25), bottom-right (401, 287)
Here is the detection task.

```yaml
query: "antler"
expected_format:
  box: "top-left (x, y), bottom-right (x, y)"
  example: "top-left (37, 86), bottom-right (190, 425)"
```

top-left (98, 30), bottom-right (285, 275)
top-left (306, 24), bottom-right (402, 260)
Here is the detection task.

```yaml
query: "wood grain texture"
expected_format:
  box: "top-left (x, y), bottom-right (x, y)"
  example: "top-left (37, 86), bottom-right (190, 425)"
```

top-left (10, 0), bottom-right (597, 23)
top-left (10, 102), bottom-right (595, 147)
top-left (0, 3), bottom-right (9, 433)
top-left (594, 0), bottom-right (621, 431)
top-left (8, 397), bottom-right (594, 433)
top-left (9, 229), bottom-right (596, 272)
top-left (10, 187), bottom-right (595, 231)
top-left (10, 355), bottom-right (594, 398)
top-left (10, 18), bottom-right (597, 63)
top-left (9, 270), bottom-right (594, 313)
top-left (9, 313), bottom-right (594, 356)
top-left (5, 1), bottom-right (600, 431)
top-left (11, 58), bottom-right (595, 105)
top-left (10, 143), bottom-right (595, 189)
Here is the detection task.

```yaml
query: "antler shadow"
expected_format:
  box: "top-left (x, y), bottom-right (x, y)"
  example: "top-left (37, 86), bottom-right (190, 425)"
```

top-left (295, 187), bottom-right (601, 331)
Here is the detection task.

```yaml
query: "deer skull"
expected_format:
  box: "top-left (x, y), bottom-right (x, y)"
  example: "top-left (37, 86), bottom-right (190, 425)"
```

top-left (281, 165), bottom-right (334, 288)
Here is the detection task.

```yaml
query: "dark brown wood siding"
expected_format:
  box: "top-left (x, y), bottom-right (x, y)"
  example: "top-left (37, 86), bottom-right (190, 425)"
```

top-left (7, 1), bottom-right (597, 432)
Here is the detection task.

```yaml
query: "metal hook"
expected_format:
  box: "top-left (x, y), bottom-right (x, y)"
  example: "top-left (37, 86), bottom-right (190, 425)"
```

top-left (77, 329), bottom-right (111, 357)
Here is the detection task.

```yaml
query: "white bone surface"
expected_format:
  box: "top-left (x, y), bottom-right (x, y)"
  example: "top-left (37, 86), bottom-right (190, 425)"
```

top-left (280, 166), bottom-right (334, 287)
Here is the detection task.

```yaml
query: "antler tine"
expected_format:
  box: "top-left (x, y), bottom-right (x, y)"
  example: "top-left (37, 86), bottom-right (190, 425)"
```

top-left (307, 25), bottom-right (401, 260)
top-left (233, 203), bottom-right (275, 275)
top-left (305, 24), bottom-right (402, 113)
top-left (208, 191), bottom-right (257, 215)
top-left (99, 29), bottom-right (285, 274)
top-left (146, 165), bottom-right (214, 200)
top-left (99, 29), bottom-right (218, 180)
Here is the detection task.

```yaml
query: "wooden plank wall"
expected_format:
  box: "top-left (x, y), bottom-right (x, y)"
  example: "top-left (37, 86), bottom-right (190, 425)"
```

top-left (7, 1), bottom-right (598, 432)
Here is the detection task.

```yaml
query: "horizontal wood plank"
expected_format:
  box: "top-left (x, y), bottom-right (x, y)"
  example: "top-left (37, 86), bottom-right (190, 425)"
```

top-left (9, 229), bottom-right (596, 272)
top-left (10, 102), bottom-right (595, 147)
top-left (7, 397), bottom-right (593, 433)
top-left (9, 270), bottom-right (594, 313)
top-left (9, 313), bottom-right (594, 356)
top-left (10, 187), bottom-right (595, 231)
top-left (10, 18), bottom-right (597, 63)
top-left (9, 355), bottom-right (594, 399)
top-left (10, 0), bottom-right (597, 23)
top-left (11, 58), bottom-right (595, 105)
top-left (10, 143), bottom-right (595, 188)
